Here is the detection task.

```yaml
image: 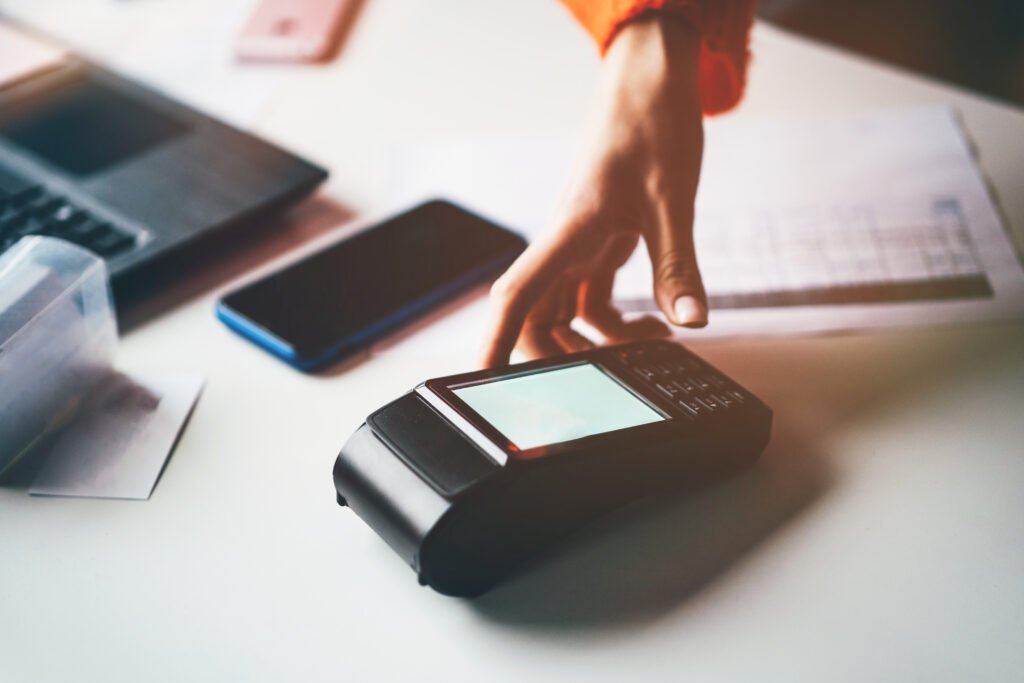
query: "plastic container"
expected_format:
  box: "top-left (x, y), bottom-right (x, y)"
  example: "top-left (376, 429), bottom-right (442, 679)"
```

top-left (0, 236), bottom-right (117, 478)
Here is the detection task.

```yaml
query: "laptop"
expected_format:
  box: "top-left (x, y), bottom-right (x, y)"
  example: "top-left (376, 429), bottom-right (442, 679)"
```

top-left (0, 23), bottom-right (327, 305)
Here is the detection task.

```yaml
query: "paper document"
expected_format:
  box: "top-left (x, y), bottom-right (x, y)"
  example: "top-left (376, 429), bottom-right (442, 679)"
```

top-left (0, 23), bottom-right (67, 88)
top-left (384, 106), bottom-right (1024, 338)
top-left (616, 196), bottom-right (994, 311)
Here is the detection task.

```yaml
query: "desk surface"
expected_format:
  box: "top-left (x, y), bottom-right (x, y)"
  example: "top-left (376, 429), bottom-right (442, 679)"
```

top-left (2, 1), bottom-right (1023, 681)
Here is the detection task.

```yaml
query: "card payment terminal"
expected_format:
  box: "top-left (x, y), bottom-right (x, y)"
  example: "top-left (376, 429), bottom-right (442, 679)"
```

top-left (332, 340), bottom-right (772, 597)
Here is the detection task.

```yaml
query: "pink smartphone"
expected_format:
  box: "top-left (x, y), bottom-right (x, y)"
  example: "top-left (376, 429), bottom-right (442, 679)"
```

top-left (236, 0), bottom-right (357, 63)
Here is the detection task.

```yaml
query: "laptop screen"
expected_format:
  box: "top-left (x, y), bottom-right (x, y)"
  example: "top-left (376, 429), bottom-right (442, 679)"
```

top-left (0, 74), bottom-right (189, 177)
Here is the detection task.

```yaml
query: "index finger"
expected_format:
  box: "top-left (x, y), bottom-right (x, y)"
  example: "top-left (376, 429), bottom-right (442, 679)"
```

top-left (479, 229), bottom-right (582, 368)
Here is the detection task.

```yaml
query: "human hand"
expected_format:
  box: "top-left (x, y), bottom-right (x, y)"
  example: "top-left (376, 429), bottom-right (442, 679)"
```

top-left (480, 15), bottom-right (707, 367)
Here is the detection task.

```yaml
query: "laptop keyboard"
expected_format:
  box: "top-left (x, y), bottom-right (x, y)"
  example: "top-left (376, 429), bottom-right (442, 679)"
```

top-left (0, 171), bottom-right (137, 259)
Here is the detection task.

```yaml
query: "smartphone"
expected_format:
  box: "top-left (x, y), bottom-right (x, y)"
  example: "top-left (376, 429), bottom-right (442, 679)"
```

top-left (235, 0), bottom-right (357, 63)
top-left (216, 200), bottom-right (528, 371)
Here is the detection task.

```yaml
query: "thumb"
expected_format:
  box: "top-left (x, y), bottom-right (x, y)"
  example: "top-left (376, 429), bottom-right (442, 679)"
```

top-left (647, 208), bottom-right (708, 328)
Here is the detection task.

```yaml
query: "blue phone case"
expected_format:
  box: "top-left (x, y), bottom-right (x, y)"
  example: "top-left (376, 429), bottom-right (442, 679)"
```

top-left (216, 255), bottom-right (517, 372)
top-left (216, 200), bottom-right (526, 372)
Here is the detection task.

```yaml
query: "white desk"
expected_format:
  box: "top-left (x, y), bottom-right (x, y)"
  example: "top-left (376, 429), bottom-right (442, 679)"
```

top-left (2, 1), bottom-right (1023, 681)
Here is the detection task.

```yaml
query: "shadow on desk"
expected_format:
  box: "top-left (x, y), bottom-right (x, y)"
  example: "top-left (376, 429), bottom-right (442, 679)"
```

top-left (472, 322), bottom-right (1022, 632)
top-left (473, 418), bottom-right (830, 632)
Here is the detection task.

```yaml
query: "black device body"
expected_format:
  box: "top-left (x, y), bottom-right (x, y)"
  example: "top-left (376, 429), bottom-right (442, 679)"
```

top-left (333, 340), bottom-right (773, 597)
top-left (0, 49), bottom-right (327, 307)
top-left (217, 200), bottom-right (528, 371)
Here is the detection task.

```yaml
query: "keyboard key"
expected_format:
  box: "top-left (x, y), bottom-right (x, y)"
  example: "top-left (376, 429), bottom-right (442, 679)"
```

top-left (38, 200), bottom-right (75, 222)
top-left (699, 395), bottom-right (723, 411)
top-left (673, 378), bottom-right (697, 395)
top-left (654, 382), bottom-right (678, 399)
top-left (30, 197), bottom-right (65, 218)
top-left (652, 363), bottom-right (674, 377)
top-left (678, 398), bottom-right (708, 418)
top-left (89, 229), bottom-right (134, 256)
top-left (62, 220), bottom-right (104, 244)
top-left (715, 392), bottom-right (738, 408)
top-left (632, 366), bottom-right (657, 382)
top-left (48, 208), bottom-right (88, 234)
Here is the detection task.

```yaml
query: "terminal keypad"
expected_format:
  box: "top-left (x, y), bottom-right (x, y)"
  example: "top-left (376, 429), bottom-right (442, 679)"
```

top-left (615, 343), bottom-right (750, 421)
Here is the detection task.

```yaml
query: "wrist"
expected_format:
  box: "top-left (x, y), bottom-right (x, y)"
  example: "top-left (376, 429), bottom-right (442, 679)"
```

top-left (605, 14), bottom-right (701, 87)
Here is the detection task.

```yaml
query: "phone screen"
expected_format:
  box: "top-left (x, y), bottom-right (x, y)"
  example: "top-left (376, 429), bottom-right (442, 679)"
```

top-left (219, 200), bottom-right (526, 366)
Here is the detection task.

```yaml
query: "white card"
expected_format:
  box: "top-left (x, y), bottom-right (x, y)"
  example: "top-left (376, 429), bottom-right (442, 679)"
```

top-left (29, 373), bottom-right (203, 500)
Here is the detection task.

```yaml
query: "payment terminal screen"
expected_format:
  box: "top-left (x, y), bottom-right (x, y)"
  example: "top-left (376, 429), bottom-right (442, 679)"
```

top-left (453, 363), bottom-right (664, 450)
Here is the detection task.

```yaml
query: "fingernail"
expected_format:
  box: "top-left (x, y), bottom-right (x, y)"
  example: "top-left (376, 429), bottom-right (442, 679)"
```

top-left (673, 296), bottom-right (708, 328)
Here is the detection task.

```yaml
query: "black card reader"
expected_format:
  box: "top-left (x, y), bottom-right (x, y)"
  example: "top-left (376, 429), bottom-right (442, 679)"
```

top-left (332, 340), bottom-right (772, 597)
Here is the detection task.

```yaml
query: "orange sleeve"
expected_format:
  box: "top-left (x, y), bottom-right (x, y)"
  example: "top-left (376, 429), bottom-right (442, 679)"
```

top-left (561, 0), bottom-right (757, 115)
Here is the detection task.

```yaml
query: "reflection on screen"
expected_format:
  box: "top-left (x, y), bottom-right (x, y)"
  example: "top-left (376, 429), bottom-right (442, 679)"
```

top-left (453, 363), bottom-right (663, 450)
